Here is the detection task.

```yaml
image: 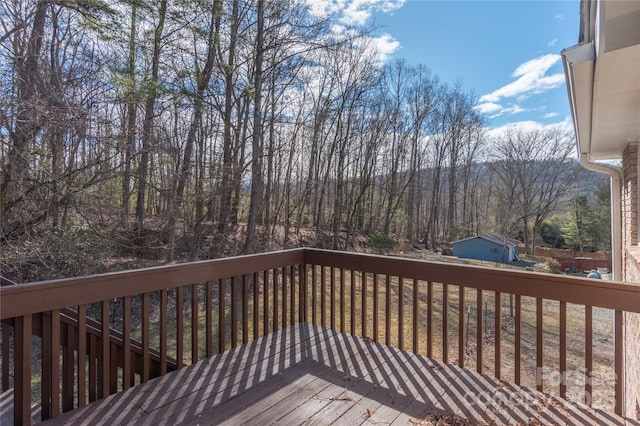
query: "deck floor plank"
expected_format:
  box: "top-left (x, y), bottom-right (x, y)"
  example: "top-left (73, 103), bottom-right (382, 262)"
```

top-left (279, 333), bottom-right (401, 426)
top-left (42, 323), bottom-right (631, 426)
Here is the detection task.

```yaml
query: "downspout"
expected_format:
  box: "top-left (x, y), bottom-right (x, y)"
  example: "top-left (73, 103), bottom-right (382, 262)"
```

top-left (562, 37), bottom-right (622, 281)
top-left (579, 154), bottom-right (622, 281)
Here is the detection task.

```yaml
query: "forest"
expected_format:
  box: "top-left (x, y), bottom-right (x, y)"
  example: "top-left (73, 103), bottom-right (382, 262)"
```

top-left (0, 0), bottom-right (611, 282)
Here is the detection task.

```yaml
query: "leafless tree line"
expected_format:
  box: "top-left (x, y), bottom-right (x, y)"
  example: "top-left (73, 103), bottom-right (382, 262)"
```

top-left (0, 0), bottom-right (582, 265)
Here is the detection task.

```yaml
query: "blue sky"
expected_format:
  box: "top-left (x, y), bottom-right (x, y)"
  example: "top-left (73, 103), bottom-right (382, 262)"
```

top-left (308, 0), bottom-right (580, 132)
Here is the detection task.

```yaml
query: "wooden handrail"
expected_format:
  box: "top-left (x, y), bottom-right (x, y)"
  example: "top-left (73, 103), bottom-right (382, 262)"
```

top-left (2, 248), bottom-right (638, 424)
top-left (303, 248), bottom-right (637, 417)
top-left (303, 249), bottom-right (640, 312)
top-left (1, 251), bottom-right (306, 425)
top-left (0, 249), bottom-right (305, 320)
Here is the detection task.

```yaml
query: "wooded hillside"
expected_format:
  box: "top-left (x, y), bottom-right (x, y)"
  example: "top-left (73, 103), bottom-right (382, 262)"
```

top-left (0, 1), bottom-right (611, 282)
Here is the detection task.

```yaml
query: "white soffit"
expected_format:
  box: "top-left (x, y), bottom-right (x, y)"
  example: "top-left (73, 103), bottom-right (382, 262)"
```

top-left (590, 1), bottom-right (640, 160)
top-left (564, 0), bottom-right (640, 161)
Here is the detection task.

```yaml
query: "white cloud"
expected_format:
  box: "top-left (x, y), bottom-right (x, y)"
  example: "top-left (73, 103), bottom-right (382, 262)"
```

top-left (475, 102), bottom-right (528, 118)
top-left (331, 24), bottom-right (347, 34)
top-left (479, 54), bottom-right (565, 104)
top-left (554, 14), bottom-right (565, 21)
top-left (505, 105), bottom-right (526, 115)
top-left (307, 0), bottom-right (406, 26)
top-left (305, 0), bottom-right (343, 19)
top-left (548, 38), bottom-right (558, 47)
top-left (486, 117), bottom-right (573, 139)
top-left (543, 112), bottom-right (559, 119)
top-left (370, 33), bottom-right (401, 62)
top-left (341, 0), bottom-right (406, 25)
top-left (474, 102), bottom-right (502, 114)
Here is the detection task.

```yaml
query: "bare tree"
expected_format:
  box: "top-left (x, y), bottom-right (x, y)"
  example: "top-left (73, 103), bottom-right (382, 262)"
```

top-left (491, 127), bottom-right (577, 254)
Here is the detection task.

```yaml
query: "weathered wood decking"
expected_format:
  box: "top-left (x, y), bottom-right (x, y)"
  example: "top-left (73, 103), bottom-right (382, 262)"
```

top-left (41, 323), bottom-right (633, 425)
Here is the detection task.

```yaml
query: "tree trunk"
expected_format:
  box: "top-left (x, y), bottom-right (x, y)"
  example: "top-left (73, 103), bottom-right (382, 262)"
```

top-left (244, 0), bottom-right (265, 254)
top-left (121, 3), bottom-right (137, 228)
top-left (1, 0), bottom-right (48, 223)
top-left (135, 0), bottom-right (167, 233)
top-left (218, 0), bottom-right (239, 235)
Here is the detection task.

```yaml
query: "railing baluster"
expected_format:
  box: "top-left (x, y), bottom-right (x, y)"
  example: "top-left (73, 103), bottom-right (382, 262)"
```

top-left (614, 309), bottom-right (623, 416)
top-left (231, 277), bottom-right (238, 348)
top-left (160, 289), bottom-right (168, 375)
top-left (192, 283), bottom-right (199, 362)
top-left (321, 266), bottom-right (326, 327)
top-left (515, 295), bottom-right (521, 385)
top-left (385, 275), bottom-right (391, 347)
top-left (15, 314), bottom-right (32, 426)
top-left (1, 322), bottom-right (9, 392)
top-left (42, 312), bottom-right (52, 420)
top-left (282, 268), bottom-right (287, 331)
top-left (122, 297), bottom-right (131, 390)
top-left (536, 297), bottom-right (543, 392)
top-left (311, 265), bottom-right (317, 324)
top-left (340, 268), bottom-right (345, 333)
top-left (78, 304), bottom-right (87, 405)
top-left (559, 301), bottom-right (566, 399)
top-left (243, 275), bottom-right (248, 344)
top-left (413, 278), bottom-right (418, 354)
top-left (253, 272), bottom-right (259, 340)
top-left (443, 283), bottom-right (448, 363)
top-left (361, 272), bottom-right (367, 337)
top-left (142, 292), bottom-right (150, 381)
top-left (458, 286), bottom-right (464, 369)
top-left (399, 277), bottom-right (404, 351)
top-left (101, 300), bottom-right (110, 398)
top-left (585, 305), bottom-right (592, 406)
top-left (206, 281), bottom-right (213, 356)
top-left (177, 286), bottom-right (184, 366)
top-left (330, 266), bottom-right (335, 330)
top-left (350, 270), bottom-right (356, 335)
top-left (62, 323), bottom-right (74, 411)
top-left (51, 309), bottom-right (60, 417)
top-left (476, 288), bottom-right (482, 374)
top-left (299, 264), bottom-right (307, 323)
top-left (273, 269), bottom-right (278, 332)
top-left (263, 271), bottom-right (268, 335)
top-left (290, 266), bottom-right (296, 326)
top-left (285, 268), bottom-right (290, 327)
top-left (427, 281), bottom-right (433, 359)
top-left (219, 279), bottom-right (226, 353)
top-left (97, 322), bottom-right (103, 396)
top-left (495, 291), bottom-right (501, 380)
top-left (373, 273), bottom-right (379, 342)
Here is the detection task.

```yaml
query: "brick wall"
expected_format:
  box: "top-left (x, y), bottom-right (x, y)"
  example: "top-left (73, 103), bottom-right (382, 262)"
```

top-left (622, 143), bottom-right (640, 419)
top-left (622, 143), bottom-right (638, 249)
top-left (623, 249), bottom-right (640, 419)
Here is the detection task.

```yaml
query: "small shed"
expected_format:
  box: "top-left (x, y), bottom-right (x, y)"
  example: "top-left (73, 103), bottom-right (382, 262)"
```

top-left (451, 233), bottom-right (521, 263)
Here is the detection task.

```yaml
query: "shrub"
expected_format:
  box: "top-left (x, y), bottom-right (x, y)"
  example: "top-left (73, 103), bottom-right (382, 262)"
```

top-left (546, 257), bottom-right (562, 274)
top-left (370, 232), bottom-right (395, 254)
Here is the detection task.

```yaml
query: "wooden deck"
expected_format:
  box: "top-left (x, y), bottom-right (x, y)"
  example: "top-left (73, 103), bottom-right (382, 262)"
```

top-left (43, 323), bottom-right (632, 425)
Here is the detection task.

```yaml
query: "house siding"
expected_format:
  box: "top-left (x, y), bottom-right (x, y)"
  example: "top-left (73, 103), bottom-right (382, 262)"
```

top-left (453, 238), bottom-right (515, 263)
top-left (622, 142), bottom-right (640, 420)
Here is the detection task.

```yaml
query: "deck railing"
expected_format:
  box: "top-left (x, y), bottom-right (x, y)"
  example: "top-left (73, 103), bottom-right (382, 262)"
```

top-left (2, 248), bottom-right (640, 424)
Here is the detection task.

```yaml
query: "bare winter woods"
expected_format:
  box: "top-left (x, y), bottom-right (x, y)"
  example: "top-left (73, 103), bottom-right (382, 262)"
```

top-left (0, 0), bottom-right (608, 278)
